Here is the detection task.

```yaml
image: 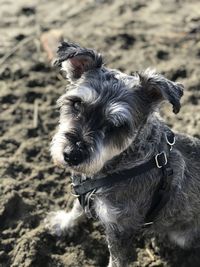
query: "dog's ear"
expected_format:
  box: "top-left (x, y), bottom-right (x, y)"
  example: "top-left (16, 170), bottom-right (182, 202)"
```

top-left (53, 41), bottom-right (103, 82)
top-left (138, 69), bottom-right (184, 114)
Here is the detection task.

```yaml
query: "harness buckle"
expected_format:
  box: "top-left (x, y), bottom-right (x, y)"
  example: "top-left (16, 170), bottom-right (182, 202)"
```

top-left (70, 183), bottom-right (80, 197)
top-left (155, 151), bottom-right (167, 168)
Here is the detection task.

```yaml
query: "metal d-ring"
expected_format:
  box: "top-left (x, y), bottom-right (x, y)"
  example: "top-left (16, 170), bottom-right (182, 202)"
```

top-left (70, 183), bottom-right (80, 197)
top-left (85, 189), bottom-right (96, 218)
top-left (165, 133), bottom-right (176, 151)
top-left (165, 133), bottom-right (176, 145)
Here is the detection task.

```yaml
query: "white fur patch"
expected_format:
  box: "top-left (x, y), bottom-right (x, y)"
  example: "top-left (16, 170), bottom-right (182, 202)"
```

top-left (95, 198), bottom-right (120, 227)
top-left (82, 136), bottom-right (133, 175)
top-left (65, 86), bottom-right (97, 103)
top-left (106, 102), bottom-right (131, 127)
top-left (115, 71), bottom-right (139, 89)
top-left (44, 210), bottom-right (74, 236)
top-left (50, 132), bottom-right (66, 166)
top-left (45, 205), bottom-right (84, 236)
top-left (61, 60), bottom-right (74, 80)
top-left (50, 118), bottom-right (73, 167)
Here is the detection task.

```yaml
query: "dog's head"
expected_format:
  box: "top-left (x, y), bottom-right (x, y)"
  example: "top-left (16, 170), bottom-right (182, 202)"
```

top-left (51, 41), bottom-right (183, 175)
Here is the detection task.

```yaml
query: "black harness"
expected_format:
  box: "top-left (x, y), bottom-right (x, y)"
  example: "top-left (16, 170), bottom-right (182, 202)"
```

top-left (71, 129), bottom-right (175, 226)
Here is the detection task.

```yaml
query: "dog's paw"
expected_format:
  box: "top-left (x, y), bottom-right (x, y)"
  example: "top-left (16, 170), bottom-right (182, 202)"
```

top-left (44, 210), bottom-right (76, 237)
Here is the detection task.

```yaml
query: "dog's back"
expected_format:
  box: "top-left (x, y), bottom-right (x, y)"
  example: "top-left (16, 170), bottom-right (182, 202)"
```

top-left (176, 133), bottom-right (200, 158)
top-left (160, 133), bottom-right (200, 248)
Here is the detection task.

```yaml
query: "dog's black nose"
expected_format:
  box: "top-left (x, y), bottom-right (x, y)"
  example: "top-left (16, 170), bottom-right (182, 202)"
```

top-left (63, 145), bottom-right (87, 166)
top-left (63, 151), bottom-right (82, 166)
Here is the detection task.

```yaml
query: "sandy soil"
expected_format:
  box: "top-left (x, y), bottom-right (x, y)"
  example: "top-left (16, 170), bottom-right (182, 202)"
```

top-left (0, 0), bottom-right (200, 266)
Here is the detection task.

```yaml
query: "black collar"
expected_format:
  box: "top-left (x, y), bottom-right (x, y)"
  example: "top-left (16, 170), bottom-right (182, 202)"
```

top-left (71, 129), bottom-right (175, 225)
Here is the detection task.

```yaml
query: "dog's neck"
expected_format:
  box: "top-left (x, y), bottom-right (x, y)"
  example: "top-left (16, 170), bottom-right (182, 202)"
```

top-left (101, 113), bottom-right (168, 175)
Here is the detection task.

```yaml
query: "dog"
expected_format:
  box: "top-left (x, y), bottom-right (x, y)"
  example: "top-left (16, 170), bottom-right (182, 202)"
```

top-left (45, 41), bottom-right (200, 267)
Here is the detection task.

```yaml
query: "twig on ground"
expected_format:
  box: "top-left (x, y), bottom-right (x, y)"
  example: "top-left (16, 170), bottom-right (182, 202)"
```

top-left (0, 36), bottom-right (34, 66)
top-left (33, 99), bottom-right (39, 128)
top-left (146, 248), bottom-right (155, 262)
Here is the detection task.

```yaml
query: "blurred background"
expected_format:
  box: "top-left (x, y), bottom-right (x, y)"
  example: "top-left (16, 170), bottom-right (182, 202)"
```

top-left (0, 0), bottom-right (200, 266)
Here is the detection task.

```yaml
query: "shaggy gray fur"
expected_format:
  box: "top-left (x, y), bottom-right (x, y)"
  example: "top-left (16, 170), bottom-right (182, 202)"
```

top-left (47, 41), bottom-right (200, 267)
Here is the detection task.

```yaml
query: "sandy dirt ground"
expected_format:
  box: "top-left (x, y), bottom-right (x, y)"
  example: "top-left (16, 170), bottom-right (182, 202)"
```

top-left (0, 0), bottom-right (200, 266)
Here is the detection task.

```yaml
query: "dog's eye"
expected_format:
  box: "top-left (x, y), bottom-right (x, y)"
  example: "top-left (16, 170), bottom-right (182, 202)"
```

top-left (105, 123), bottom-right (122, 134)
top-left (105, 121), bottom-right (129, 134)
top-left (73, 101), bottom-right (82, 112)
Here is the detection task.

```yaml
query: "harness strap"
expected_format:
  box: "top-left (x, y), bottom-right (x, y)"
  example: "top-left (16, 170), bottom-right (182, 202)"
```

top-left (73, 152), bottom-right (167, 196)
top-left (144, 164), bottom-right (173, 225)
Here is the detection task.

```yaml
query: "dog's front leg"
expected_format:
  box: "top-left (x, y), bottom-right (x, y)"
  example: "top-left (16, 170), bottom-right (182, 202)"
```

top-left (44, 198), bottom-right (85, 236)
top-left (106, 230), bottom-right (135, 267)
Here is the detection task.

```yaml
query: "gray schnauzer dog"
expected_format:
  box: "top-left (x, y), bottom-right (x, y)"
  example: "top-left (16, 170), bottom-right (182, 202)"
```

top-left (45, 41), bottom-right (200, 267)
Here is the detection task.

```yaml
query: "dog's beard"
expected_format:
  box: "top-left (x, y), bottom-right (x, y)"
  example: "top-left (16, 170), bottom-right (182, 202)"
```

top-left (51, 130), bottom-right (133, 175)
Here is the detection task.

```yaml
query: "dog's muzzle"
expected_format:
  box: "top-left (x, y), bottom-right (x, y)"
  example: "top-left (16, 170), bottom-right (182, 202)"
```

top-left (63, 141), bottom-right (88, 166)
